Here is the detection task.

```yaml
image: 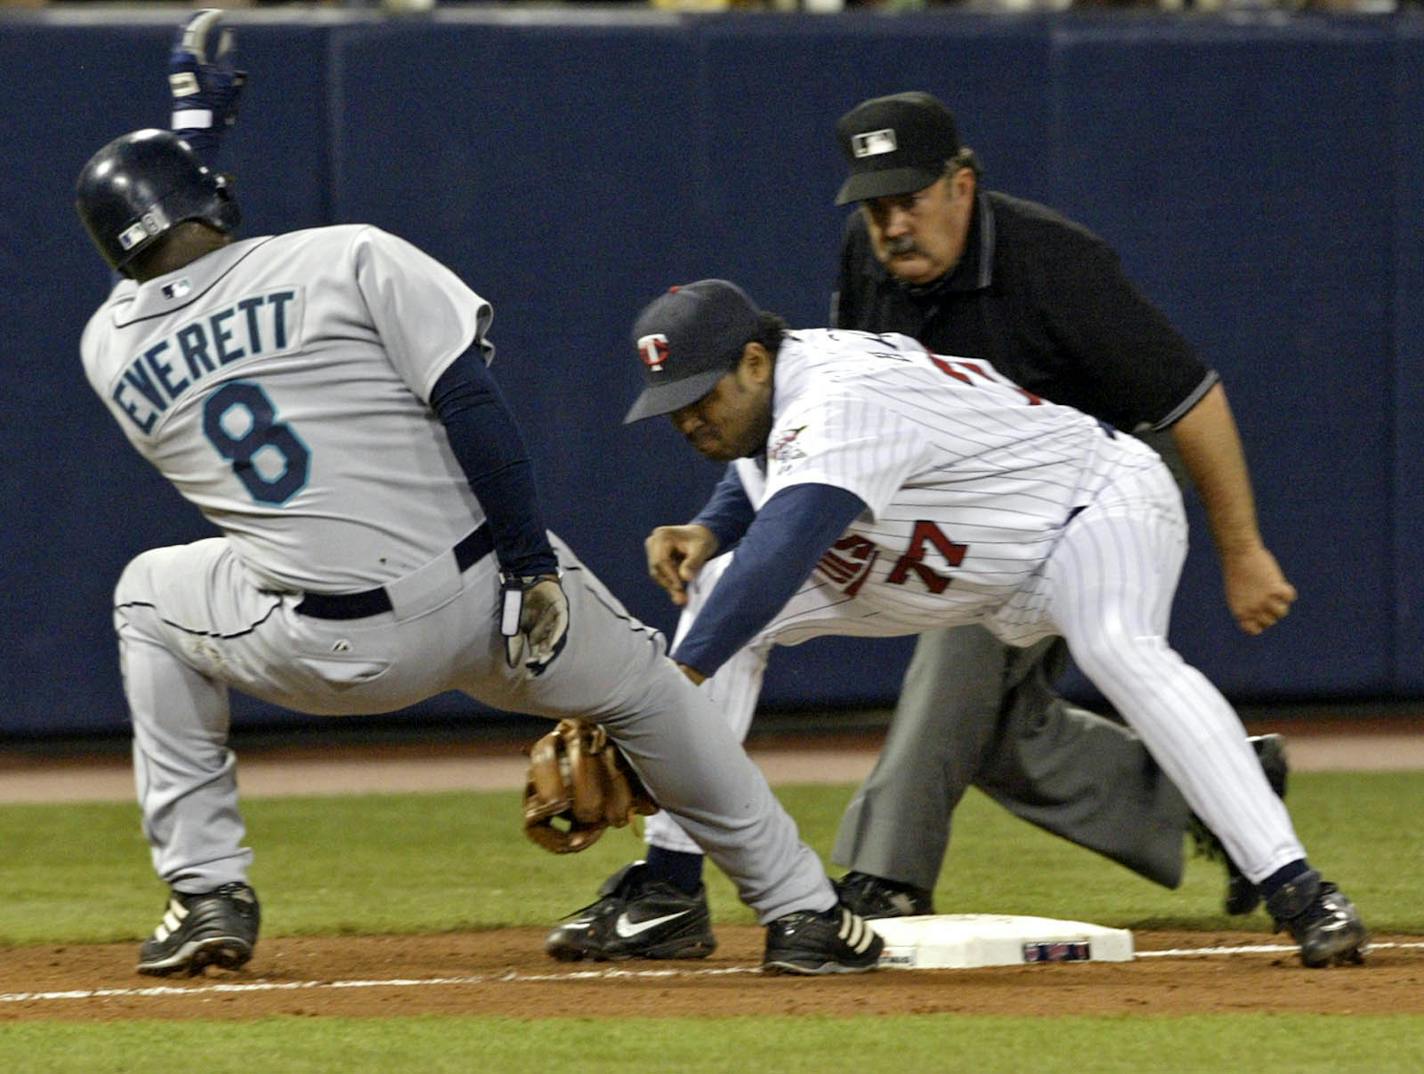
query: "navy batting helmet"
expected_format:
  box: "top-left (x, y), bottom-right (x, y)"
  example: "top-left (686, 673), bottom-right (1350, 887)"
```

top-left (75, 128), bottom-right (240, 273)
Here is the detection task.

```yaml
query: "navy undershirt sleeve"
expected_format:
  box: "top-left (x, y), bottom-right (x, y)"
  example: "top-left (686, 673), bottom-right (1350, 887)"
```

top-left (671, 482), bottom-right (867, 677)
top-left (429, 345), bottom-right (558, 577)
top-left (690, 465), bottom-right (756, 552)
top-left (178, 129), bottom-right (222, 172)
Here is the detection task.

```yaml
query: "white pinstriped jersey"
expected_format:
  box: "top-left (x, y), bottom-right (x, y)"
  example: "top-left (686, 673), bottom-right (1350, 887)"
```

top-left (732, 329), bottom-right (1162, 630)
top-left (80, 225), bottom-right (493, 594)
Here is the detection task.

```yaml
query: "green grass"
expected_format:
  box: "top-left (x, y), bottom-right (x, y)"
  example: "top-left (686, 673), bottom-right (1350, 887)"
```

top-left (1, 1014), bottom-right (1421, 1074)
top-left (1, 771), bottom-right (1422, 945)
top-left (3, 773), bottom-right (1421, 1071)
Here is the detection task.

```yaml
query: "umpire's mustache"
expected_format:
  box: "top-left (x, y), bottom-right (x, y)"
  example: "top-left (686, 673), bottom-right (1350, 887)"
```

top-left (885, 236), bottom-right (919, 256)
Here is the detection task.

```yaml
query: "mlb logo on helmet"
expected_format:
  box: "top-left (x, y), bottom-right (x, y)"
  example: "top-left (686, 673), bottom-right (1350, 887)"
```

top-left (852, 129), bottom-right (898, 158)
top-left (118, 207), bottom-right (172, 252)
top-left (637, 333), bottom-right (670, 372)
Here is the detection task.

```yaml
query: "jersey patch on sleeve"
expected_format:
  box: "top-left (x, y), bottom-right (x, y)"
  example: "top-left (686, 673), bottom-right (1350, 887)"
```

top-left (768, 425), bottom-right (809, 475)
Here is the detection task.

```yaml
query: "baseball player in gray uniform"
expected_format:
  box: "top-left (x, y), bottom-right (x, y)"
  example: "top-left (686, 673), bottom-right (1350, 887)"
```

top-left (70, 16), bottom-right (881, 980)
top-left (606, 278), bottom-right (1366, 970)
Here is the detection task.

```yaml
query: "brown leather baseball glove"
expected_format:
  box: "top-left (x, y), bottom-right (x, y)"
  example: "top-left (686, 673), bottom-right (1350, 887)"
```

top-left (523, 719), bottom-right (658, 854)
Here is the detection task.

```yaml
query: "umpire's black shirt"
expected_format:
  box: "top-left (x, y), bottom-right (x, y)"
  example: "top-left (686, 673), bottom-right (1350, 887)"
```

top-left (832, 190), bottom-right (1218, 437)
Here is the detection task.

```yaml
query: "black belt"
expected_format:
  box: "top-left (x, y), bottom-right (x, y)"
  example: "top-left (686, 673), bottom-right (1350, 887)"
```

top-left (295, 525), bottom-right (493, 620)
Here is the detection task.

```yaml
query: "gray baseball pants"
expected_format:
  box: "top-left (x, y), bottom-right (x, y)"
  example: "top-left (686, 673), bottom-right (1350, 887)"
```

top-left (112, 531), bottom-right (835, 924)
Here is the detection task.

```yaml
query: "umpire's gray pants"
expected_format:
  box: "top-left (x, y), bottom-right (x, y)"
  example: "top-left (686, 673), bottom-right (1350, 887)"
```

top-left (831, 625), bottom-right (1192, 892)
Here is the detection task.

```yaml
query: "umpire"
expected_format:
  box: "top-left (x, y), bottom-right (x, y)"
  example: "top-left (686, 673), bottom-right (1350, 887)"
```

top-left (829, 91), bottom-right (1297, 918)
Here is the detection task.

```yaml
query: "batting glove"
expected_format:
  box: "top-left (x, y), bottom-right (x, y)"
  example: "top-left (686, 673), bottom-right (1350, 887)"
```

top-left (169, 9), bottom-right (246, 161)
top-left (501, 574), bottom-right (570, 678)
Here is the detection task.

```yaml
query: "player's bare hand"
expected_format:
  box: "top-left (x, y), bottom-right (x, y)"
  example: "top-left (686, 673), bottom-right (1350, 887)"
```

top-left (1221, 545), bottom-right (1296, 636)
top-left (502, 575), bottom-right (569, 676)
top-left (645, 525), bottom-right (718, 606)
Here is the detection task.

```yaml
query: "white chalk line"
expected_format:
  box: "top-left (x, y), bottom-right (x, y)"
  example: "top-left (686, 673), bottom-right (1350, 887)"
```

top-left (1136, 940), bottom-right (1424, 958)
top-left (0, 965), bottom-right (759, 1004)
top-left (3, 942), bottom-right (1421, 1005)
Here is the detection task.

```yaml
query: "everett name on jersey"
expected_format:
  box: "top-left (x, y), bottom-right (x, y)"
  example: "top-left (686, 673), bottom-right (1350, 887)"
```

top-left (82, 225), bottom-right (493, 595)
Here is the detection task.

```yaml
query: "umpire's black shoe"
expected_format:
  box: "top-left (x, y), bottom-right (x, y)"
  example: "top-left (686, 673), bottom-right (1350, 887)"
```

top-left (544, 861), bottom-right (716, 962)
top-left (834, 871), bottom-right (934, 919)
top-left (1188, 733), bottom-right (1289, 915)
top-left (1266, 869), bottom-right (1369, 968)
top-left (762, 904), bottom-right (884, 975)
top-left (136, 882), bottom-right (260, 977)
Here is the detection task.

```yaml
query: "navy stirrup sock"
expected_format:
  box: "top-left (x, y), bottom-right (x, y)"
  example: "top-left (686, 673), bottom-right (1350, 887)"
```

top-left (645, 847), bottom-right (705, 896)
top-left (1258, 859), bottom-right (1312, 902)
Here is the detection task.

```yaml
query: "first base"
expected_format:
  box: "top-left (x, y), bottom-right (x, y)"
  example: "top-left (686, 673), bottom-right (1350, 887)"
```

top-left (868, 914), bottom-right (1134, 969)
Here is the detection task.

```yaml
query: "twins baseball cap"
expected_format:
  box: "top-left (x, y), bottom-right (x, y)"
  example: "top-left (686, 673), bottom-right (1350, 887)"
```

top-left (835, 91), bottom-right (962, 206)
top-left (623, 279), bottom-right (762, 424)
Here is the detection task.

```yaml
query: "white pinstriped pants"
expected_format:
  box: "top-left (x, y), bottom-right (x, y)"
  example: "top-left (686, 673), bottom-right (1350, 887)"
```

top-left (1037, 464), bottom-right (1305, 882)
top-left (647, 460), bottom-right (1306, 885)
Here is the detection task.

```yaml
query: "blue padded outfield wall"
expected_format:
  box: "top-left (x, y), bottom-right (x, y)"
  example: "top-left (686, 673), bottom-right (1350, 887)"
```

top-left (1, 8), bottom-right (1420, 736)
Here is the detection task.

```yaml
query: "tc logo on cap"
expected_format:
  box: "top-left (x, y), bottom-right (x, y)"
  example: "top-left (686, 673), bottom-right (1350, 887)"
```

top-left (851, 129), bottom-right (898, 158)
top-left (637, 333), bottom-right (670, 372)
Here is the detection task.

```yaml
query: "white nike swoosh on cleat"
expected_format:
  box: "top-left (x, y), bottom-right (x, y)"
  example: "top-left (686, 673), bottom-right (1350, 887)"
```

top-left (614, 910), bottom-right (691, 939)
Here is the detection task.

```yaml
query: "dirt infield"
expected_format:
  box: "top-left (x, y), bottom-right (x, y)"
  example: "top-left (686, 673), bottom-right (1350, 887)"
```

top-left (1, 927), bottom-right (1419, 1022)
top-left (2, 711), bottom-right (1420, 1022)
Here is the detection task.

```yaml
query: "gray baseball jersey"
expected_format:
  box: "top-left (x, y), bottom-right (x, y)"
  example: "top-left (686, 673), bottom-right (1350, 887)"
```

top-left (83, 226), bottom-right (835, 923)
top-left (83, 226), bottom-right (490, 593)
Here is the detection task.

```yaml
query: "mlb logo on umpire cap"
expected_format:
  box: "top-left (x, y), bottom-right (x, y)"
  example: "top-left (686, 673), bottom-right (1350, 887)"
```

top-left (622, 280), bottom-right (762, 424)
top-left (835, 91), bottom-right (963, 206)
top-left (851, 128), bottom-right (898, 158)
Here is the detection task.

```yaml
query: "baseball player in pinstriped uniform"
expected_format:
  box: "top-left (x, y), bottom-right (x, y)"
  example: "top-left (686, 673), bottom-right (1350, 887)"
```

top-left (547, 92), bottom-right (1295, 961)
top-left (600, 279), bottom-right (1364, 969)
top-left (69, 12), bottom-right (882, 979)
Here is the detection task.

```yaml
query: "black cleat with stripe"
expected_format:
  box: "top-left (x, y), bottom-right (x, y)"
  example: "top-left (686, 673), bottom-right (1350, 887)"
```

top-left (762, 904), bottom-right (884, 975)
top-left (136, 882), bottom-right (260, 977)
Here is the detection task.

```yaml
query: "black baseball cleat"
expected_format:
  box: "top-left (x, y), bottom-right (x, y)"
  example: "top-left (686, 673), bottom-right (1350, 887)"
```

top-left (833, 870), bottom-right (934, 919)
top-left (136, 882), bottom-right (260, 977)
top-left (1188, 733), bottom-right (1289, 915)
top-left (1266, 869), bottom-right (1369, 968)
top-left (762, 904), bottom-right (884, 975)
top-left (544, 861), bottom-right (716, 962)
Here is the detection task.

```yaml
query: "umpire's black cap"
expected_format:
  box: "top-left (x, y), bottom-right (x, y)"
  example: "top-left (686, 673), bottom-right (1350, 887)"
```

top-left (623, 280), bottom-right (762, 424)
top-left (835, 91), bottom-right (962, 206)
